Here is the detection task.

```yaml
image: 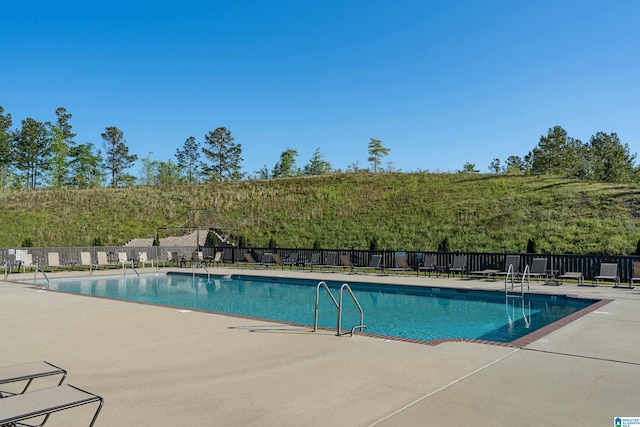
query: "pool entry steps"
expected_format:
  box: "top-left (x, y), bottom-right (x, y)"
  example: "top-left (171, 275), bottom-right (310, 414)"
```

top-left (314, 281), bottom-right (367, 337)
top-left (505, 263), bottom-right (532, 328)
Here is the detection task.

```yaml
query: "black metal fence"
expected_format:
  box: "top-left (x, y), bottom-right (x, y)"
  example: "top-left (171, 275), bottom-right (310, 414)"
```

top-left (1, 245), bottom-right (638, 284)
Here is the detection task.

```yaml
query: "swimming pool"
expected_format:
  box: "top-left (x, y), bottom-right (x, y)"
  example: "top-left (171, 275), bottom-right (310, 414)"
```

top-left (40, 273), bottom-right (596, 344)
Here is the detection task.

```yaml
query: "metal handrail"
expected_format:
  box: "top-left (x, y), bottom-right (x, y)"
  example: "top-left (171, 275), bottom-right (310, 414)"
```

top-left (313, 281), bottom-right (339, 332)
top-left (504, 263), bottom-right (515, 292)
top-left (34, 264), bottom-right (50, 289)
top-left (338, 283), bottom-right (366, 336)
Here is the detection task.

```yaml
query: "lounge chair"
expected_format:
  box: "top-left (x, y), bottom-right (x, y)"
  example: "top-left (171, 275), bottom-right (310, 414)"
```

top-left (557, 271), bottom-right (584, 286)
top-left (137, 251), bottom-right (153, 268)
top-left (418, 254), bottom-right (437, 277)
top-left (629, 261), bottom-right (640, 288)
top-left (282, 253), bottom-right (298, 270)
top-left (320, 252), bottom-right (346, 271)
top-left (270, 253), bottom-right (286, 269)
top-left (0, 384), bottom-right (103, 427)
top-left (190, 251), bottom-right (206, 267)
top-left (244, 253), bottom-right (266, 269)
top-left (338, 255), bottom-right (357, 274)
top-left (303, 253), bottom-right (321, 271)
top-left (0, 361), bottom-right (66, 398)
top-left (46, 252), bottom-right (63, 272)
top-left (497, 255), bottom-right (520, 276)
top-left (594, 262), bottom-right (620, 287)
top-left (20, 253), bottom-right (36, 273)
top-left (117, 252), bottom-right (132, 268)
top-left (447, 255), bottom-right (467, 278)
top-left (210, 251), bottom-right (223, 267)
top-left (96, 251), bottom-right (114, 269)
top-left (361, 254), bottom-right (383, 274)
top-left (80, 252), bottom-right (96, 272)
top-left (387, 254), bottom-right (412, 274)
top-left (528, 258), bottom-right (548, 280)
top-left (167, 251), bottom-right (185, 267)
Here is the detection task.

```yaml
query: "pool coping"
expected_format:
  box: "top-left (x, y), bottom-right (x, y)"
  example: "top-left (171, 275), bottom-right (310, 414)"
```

top-left (17, 271), bottom-right (611, 349)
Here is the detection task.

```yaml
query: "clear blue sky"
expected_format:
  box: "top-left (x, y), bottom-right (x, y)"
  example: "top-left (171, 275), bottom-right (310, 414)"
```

top-left (2, 0), bottom-right (639, 177)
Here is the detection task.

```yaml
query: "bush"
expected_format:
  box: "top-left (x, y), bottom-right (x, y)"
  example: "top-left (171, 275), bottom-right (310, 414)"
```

top-left (22, 237), bottom-right (33, 247)
top-left (92, 237), bottom-right (103, 246)
top-left (438, 237), bottom-right (450, 252)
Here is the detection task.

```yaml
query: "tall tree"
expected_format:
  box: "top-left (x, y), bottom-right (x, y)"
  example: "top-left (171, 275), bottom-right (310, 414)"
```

top-left (272, 148), bottom-right (299, 178)
top-left (488, 158), bottom-right (501, 174)
top-left (528, 126), bottom-right (586, 178)
top-left (47, 107), bottom-right (76, 187)
top-left (202, 127), bottom-right (243, 182)
top-left (70, 143), bottom-right (103, 188)
top-left (367, 138), bottom-right (390, 173)
top-left (47, 125), bottom-right (69, 188)
top-left (14, 117), bottom-right (49, 189)
top-left (175, 136), bottom-right (201, 184)
top-left (587, 132), bottom-right (636, 183)
top-left (102, 126), bottom-right (138, 188)
top-left (303, 148), bottom-right (332, 176)
top-left (0, 106), bottom-right (14, 188)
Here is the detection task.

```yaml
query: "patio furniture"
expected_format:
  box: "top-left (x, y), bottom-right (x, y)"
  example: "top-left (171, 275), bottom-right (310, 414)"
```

top-left (594, 262), bottom-right (620, 287)
top-left (0, 361), bottom-right (66, 398)
top-left (0, 384), bottom-right (103, 427)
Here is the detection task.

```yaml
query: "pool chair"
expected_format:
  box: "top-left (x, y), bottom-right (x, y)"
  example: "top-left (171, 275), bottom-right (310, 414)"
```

top-left (528, 258), bottom-right (548, 281)
top-left (19, 253), bottom-right (36, 273)
top-left (447, 255), bottom-right (467, 278)
top-left (137, 251), bottom-right (153, 268)
top-left (270, 253), bottom-right (286, 269)
top-left (387, 254), bottom-right (412, 275)
top-left (594, 262), bottom-right (620, 287)
top-left (46, 252), bottom-right (63, 272)
top-left (167, 251), bottom-right (186, 267)
top-left (335, 255), bottom-right (355, 274)
top-left (303, 253), bottom-right (321, 271)
top-left (210, 251), bottom-right (223, 267)
top-left (557, 271), bottom-right (583, 286)
top-left (0, 361), bottom-right (66, 398)
top-left (79, 251), bottom-right (96, 272)
top-left (0, 384), bottom-right (104, 427)
top-left (117, 252), bottom-right (133, 268)
top-left (189, 251), bottom-right (206, 267)
top-left (418, 254), bottom-right (437, 277)
top-left (282, 253), bottom-right (298, 270)
top-left (497, 255), bottom-right (520, 276)
top-left (319, 252), bottom-right (346, 272)
top-left (360, 254), bottom-right (384, 275)
top-left (96, 251), bottom-right (115, 269)
top-left (243, 252), bottom-right (266, 269)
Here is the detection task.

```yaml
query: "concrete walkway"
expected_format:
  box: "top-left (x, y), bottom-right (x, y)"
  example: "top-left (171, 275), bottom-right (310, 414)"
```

top-left (1, 267), bottom-right (639, 426)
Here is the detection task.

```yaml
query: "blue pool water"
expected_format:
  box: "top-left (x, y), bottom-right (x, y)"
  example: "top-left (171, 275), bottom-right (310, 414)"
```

top-left (41, 273), bottom-right (595, 343)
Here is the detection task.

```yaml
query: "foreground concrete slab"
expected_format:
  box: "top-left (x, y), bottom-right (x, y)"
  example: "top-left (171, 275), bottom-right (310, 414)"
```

top-left (2, 268), bottom-right (640, 426)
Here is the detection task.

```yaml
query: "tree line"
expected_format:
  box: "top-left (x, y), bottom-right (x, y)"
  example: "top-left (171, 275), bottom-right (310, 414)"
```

top-left (2, 104), bottom-right (634, 189)
top-left (482, 125), bottom-right (637, 183)
top-left (0, 105), bottom-right (395, 189)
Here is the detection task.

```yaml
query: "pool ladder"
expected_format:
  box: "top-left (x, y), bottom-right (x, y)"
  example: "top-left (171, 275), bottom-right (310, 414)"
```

top-left (505, 264), bottom-right (531, 327)
top-left (314, 281), bottom-right (367, 337)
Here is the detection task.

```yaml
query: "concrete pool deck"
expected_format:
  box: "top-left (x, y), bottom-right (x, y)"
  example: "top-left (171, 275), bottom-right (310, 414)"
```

top-left (2, 267), bottom-right (640, 426)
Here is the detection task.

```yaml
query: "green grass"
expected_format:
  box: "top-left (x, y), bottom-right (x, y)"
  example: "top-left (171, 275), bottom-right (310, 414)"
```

top-left (2, 172), bottom-right (640, 254)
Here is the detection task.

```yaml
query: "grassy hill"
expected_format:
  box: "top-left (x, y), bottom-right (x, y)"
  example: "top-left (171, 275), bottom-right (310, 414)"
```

top-left (1, 173), bottom-right (640, 255)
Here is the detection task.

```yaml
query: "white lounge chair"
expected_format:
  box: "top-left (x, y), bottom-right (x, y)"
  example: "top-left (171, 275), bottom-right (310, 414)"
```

top-left (0, 384), bottom-right (103, 427)
top-left (0, 361), bottom-right (66, 397)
